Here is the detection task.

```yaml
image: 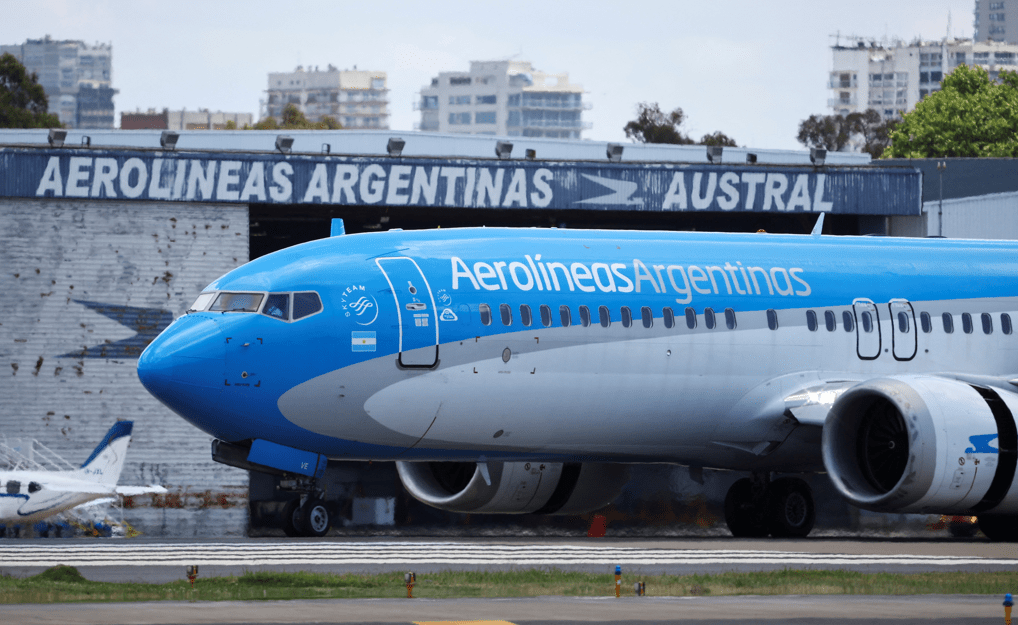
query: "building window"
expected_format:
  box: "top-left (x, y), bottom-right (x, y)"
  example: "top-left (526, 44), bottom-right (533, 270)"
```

top-left (476, 95), bottom-right (497, 105)
top-left (449, 76), bottom-right (471, 86)
top-left (508, 94), bottom-right (521, 107)
top-left (475, 111), bottom-right (496, 124)
top-left (371, 78), bottom-right (385, 89)
top-left (449, 95), bottom-right (470, 105)
top-left (507, 110), bottom-right (521, 127)
top-left (449, 112), bottom-right (471, 125)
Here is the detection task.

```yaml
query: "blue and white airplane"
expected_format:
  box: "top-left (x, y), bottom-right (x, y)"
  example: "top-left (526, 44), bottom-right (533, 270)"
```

top-left (0, 421), bottom-right (164, 526)
top-left (138, 218), bottom-right (1018, 539)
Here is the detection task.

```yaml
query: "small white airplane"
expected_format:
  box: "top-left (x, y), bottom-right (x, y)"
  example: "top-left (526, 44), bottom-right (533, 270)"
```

top-left (0, 421), bottom-right (164, 525)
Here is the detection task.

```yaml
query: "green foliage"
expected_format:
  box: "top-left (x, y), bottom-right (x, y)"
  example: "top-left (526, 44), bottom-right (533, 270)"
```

top-left (249, 104), bottom-right (342, 131)
top-left (32, 565), bottom-right (87, 584)
top-left (624, 102), bottom-right (738, 147)
top-left (885, 64), bottom-right (1018, 157)
top-left (0, 52), bottom-right (63, 128)
top-left (796, 108), bottom-right (895, 157)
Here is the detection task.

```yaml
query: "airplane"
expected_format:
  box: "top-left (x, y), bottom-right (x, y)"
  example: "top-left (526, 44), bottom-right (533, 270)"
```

top-left (0, 421), bottom-right (165, 528)
top-left (137, 217), bottom-right (1018, 540)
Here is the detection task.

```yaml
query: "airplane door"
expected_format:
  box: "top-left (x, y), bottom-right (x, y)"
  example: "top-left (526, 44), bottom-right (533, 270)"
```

top-left (888, 299), bottom-right (917, 361)
top-left (853, 298), bottom-right (881, 360)
top-left (375, 257), bottom-right (439, 368)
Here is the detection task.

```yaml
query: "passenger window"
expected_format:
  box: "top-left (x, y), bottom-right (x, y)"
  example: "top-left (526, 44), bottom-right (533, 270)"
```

top-left (262, 293), bottom-right (289, 320)
top-left (210, 292), bottom-right (264, 312)
top-left (579, 305), bottom-right (591, 327)
top-left (920, 312), bottom-right (932, 333)
top-left (6, 480), bottom-right (20, 495)
top-left (540, 304), bottom-right (552, 327)
top-left (480, 303), bottom-right (492, 326)
top-left (942, 312), bottom-right (954, 334)
top-left (685, 307), bottom-right (697, 329)
top-left (705, 308), bottom-right (716, 329)
top-left (861, 311), bottom-right (873, 333)
top-left (1003, 313), bottom-right (1013, 335)
top-left (806, 310), bottom-right (818, 332)
top-left (766, 309), bottom-right (778, 331)
top-left (520, 304), bottom-right (533, 327)
top-left (642, 307), bottom-right (654, 329)
top-left (897, 311), bottom-right (910, 333)
top-left (663, 307), bottom-right (675, 329)
top-left (559, 305), bottom-right (572, 327)
top-left (621, 306), bottom-right (633, 328)
top-left (962, 312), bottom-right (973, 334)
top-left (28, 481), bottom-right (41, 493)
top-left (292, 292), bottom-right (322, 320)
top-left (598, 305), bottom-right (611, 328)
top-left (982, 313), bottom-right (993, 335)
top-left (500, 304), bottom-right (513, 326)
top-left (724, 308), bottom-right (736, 330)
top-left (825, 310), bottom-right (836, 332)
top-left (842, 311), bottom-right (855, 332)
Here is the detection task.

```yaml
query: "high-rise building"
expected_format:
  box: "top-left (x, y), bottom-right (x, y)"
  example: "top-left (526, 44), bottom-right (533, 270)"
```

top-left (264, 65), bottom-right (388, 129)
top-left (0, 35), bottom-right (116, 129)
top-left (975, 0), bottom-right (1018, 43)
top-left (828, 36), bottom-right (1018, 121)
top-left (417, 60), bottom-right (590, 139)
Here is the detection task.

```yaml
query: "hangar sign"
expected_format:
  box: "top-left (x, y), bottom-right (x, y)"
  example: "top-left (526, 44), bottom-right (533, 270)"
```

top-left (0, 148), bottom-right (921, 215)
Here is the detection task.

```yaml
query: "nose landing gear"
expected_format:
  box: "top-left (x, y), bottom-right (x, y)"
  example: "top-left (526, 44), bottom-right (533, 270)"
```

top-left (278, 477), bottom-right (331, 538)
top-left (724, 474), bottom-right (815, 538)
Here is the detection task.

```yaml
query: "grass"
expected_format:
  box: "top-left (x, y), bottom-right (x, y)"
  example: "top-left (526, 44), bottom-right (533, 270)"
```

top-left (1, 566), bottom-right (1016, 604)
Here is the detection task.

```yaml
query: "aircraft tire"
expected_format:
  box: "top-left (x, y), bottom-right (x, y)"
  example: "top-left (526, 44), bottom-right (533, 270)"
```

top-left (766, 477), bottom-right (815, 538)
top-left (301, 498), bottom-right (331, 538)
top-left (724, 478), bottom-right (768, 538)
top-left (978, 514), bottom-right (1018, 541)
top-left (281, 498), bottom-right (303, 537)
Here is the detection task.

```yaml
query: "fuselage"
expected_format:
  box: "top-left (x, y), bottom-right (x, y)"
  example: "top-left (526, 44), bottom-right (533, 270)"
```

top-left (137, 227), bottom-right (1018, 472)
top-left (0, 470), bottom-right (115, 524)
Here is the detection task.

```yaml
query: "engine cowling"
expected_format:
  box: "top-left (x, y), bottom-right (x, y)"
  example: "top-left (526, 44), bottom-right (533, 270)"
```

top-left (395, 460), bottom-right (630, 515)
top-left (822, 375), bottom-right (1018, 515)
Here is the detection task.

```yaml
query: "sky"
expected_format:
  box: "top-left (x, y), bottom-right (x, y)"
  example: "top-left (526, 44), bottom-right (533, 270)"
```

top-left (7, 0), bottom-right (975, 150)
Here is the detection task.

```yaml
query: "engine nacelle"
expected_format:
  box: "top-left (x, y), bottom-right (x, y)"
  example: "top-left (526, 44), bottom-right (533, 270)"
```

top-left (822, 375), bottom-right (1018, 515)
top-left (395, 460), bottom-right (630, 515)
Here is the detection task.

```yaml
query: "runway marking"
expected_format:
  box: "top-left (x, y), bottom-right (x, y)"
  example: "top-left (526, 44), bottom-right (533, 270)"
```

top-left (415, 622), bottom-right (517, 625)
top-left (1, 542), bottom-right (1016, 569)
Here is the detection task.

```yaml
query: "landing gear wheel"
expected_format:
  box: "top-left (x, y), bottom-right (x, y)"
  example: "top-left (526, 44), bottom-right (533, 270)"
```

top-left (978, 515), bottom-right (1018, 541)
top-left (724, 478), bottom-right (768, 537)
top-left (281, 498), bottom-right (303, 537)
top-left (301, 498), bottom-right (330, 538)
top-left (767, 478), bottom-right (815, 538)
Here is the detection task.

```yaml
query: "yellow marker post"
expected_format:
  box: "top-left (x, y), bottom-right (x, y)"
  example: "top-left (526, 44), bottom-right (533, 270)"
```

top-left (1005, 593), bottom-right (1013, 625)
top-left (405, 571), bottom-right (416, 599)
top-left (615, 565), bottom-right (621, 598)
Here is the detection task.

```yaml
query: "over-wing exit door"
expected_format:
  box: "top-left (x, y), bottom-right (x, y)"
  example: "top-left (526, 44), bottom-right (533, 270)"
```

top-left (375, 257), bottom-right (439, 367)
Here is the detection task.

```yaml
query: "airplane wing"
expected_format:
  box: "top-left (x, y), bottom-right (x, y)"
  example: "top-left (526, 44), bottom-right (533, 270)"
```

top-left (116, 485), bottom-right (168, 496)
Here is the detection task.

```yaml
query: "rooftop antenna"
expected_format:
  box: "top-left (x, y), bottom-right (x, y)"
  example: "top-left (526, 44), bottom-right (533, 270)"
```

top-left (947, 10), bottom-right (952, 41)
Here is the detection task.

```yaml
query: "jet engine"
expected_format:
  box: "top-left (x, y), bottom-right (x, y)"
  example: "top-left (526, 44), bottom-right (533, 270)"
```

top-left (395, 460), bottom-right (630, 515)
top-left (822, 375), bottom-right (1018, 516)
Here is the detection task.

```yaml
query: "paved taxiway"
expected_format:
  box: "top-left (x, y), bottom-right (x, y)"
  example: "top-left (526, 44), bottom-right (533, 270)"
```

top-left (1, 537), bottom-right (1015, 582)
top-left (2, 595), bottom-right (1009, 624)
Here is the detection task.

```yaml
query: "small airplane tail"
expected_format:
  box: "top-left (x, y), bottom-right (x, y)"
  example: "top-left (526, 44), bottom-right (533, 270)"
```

top-left (75, 421), bottom-right (133, 487)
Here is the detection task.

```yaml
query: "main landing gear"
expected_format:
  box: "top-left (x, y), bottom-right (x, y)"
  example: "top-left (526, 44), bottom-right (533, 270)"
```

top-left (724, 474), bottom-right (816, 538)
top-left (278, 477), bottom-right (331, 538)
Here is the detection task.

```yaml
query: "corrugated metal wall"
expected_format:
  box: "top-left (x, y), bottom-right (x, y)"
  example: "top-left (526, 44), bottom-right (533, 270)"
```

top-left (889, 191), bottom-right (1018, 239)
top-left (0, 198), bottom-right (250, 536)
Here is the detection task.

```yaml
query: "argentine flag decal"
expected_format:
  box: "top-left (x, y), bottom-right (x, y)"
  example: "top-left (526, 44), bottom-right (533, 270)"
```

top-left (351, 331), bottom-right (376, 352)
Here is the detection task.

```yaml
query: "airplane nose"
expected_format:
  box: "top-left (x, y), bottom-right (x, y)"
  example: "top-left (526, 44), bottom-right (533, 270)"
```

top-left (138, 315), bottom-right (226, 433)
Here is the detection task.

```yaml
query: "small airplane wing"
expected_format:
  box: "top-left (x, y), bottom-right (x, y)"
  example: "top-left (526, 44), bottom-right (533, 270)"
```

top-left (116, 485), bottom-right (168, 496)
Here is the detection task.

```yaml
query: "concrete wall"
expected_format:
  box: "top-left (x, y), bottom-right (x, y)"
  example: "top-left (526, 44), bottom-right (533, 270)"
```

top-left (0, 198), bottom-right (250, 536)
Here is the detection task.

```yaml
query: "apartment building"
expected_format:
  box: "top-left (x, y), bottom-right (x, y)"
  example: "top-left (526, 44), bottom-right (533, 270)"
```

top-left (829, 36), bottom-right (1018, 121)
top-left (264, 65), bottom-right (388, 129)
top-left (1, 35), bottom-right (117, 128)
top-left (975, 0), bottom-right (1018, 43)
top-left (417, 60), bottom-right (589, 139)
top-left (121, 108), bottom-right (253, 130)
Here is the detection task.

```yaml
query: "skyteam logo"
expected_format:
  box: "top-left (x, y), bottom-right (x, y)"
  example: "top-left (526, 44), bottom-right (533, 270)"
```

top-left (340, 285), bottom-right (378, 326)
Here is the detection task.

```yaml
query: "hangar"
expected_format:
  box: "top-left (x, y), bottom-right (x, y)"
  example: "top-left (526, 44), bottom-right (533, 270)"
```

top-left (1, 128), bottom-right (930, 536)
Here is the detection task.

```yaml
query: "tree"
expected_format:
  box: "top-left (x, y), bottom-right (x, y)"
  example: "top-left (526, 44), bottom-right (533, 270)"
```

top-left (249, 103), bottom-right (343, 131)
top-left (884, 64), bottom-right (1018, 158)
top-left (0, 52), bottom-right (62, 128)
top-left (624, 102), bottom-right (738, 146)
top-left (796, 108), bottom-right (895, 158)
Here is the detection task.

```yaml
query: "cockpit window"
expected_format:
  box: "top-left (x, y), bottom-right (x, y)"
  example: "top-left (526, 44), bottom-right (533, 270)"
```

top-left (262, 293), bottom-right (290, 320)
top-left (293, 292), bottom-right (323, 320)
top-left (210, 292), bottom-right (264, 312)
top-left (188, 292), bottom-right (217, 312)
